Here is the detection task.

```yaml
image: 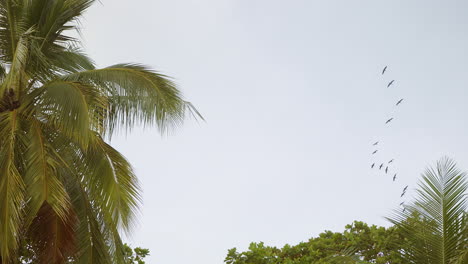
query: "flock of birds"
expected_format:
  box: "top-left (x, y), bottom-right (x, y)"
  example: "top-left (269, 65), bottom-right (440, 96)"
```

top-left (370, 66), bottom-right (408, 212)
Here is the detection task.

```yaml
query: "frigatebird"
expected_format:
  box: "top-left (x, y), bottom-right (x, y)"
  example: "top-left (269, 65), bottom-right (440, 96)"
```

top-left (396, 99), bottom-right (404, 106)
top-left (371, 163), bottom-right (375, 169)
top-left (385, 166), bottom-right (388, 174)
top-left (387, 80), bottom-right (395, 87)
top-left (393, 173), bottom-right (397, 181)
top-left (399, 201), bottom-right (404, 206)
top-left (401, 191), bottom-right (406, 197)
top-left (403, 185), bottom-right (408, 192)
top-left (403, 208), bottom-right (406, 212)
top-left (385, 118), bottom-right (394, 124)
top-left (379, 163), bottom-right (384, 170)
top-left (373, 141), bottom-right (379, 146)
top-left (382, 66), bottom-right (387, 75)
top-left (372, 150), bottom-right (378, 154)
top-left (388, 159), bottom-right (394, 164)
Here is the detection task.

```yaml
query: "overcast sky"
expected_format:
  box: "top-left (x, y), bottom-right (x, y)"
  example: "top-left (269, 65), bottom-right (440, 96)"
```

top-left (81, 1), bottom-right (468, 263)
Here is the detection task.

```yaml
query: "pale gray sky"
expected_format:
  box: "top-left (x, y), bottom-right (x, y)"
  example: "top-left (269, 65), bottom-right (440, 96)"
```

top-left (81, 1), bottom-right (468, 263)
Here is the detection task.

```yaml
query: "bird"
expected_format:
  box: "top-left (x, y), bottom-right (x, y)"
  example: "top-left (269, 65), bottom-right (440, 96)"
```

top-left (379, 163), bottom-right (384, 170)
top-left (372, 150), bottom-right (378, 154)
top-left (385, 118), bottom-right (394, 124)
top-left (396, 99), bottom-right (404, 106)
top-left (403, 185), bottom-right (408, 192)
top-left (382, 66), bottom-right (387, 75)
top-left (387, 80), bottom-right (395, 87)
top-left (399, 201), bottom-right (404, 206)
top-left (403, 208), bottom-right (406, 213)
top-left (401, 191), bottom-right (406, 197)
top-left (388, 159), bottom-right (394, 164)
top-left (371, 163), bottom-right (375, 169)
top-left (385, 166), bottom-right (388, 174)
top-left (373, 141), bottom-right (379, 146)
top-left (393, 173), bottom-right (397, 181)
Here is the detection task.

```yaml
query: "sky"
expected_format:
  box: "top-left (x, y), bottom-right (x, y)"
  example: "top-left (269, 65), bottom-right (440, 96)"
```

top-left (80, 1), bottom-right (468, 263)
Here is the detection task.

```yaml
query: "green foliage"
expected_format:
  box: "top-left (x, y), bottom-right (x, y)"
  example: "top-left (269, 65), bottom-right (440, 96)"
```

top-left (0, 0), bottom-right (199, 263)
top-left (225, 221), bottom-right (406, 264)
top-left (122, 244), bottom-right (150, 264)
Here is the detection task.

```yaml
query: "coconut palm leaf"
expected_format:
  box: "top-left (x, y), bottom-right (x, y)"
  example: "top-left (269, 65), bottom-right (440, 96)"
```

top-left (62, 64), bottom-right (200, 135)
top-left (24, 119), bottom-right (72, 221)
top-left (80, 134), bottom-right (141, 232)
top-left (388, 157), bottom-right (468, 264)
top-left (0, 111), bottom-right (26, 261)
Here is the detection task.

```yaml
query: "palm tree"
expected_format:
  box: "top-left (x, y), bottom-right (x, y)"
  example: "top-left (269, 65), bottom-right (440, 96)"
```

top-left (388, 157), bottom-right (468, 264)
top-left (0, 0), bottom-right (200, 263)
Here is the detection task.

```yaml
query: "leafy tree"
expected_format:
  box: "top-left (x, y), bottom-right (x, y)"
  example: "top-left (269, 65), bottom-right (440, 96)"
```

top-left (225, 221), bottom-right (406, 264)
top-left (0, 0), bottom-right (199, 263)
top-left (388, 157), bottom-right (468, 264)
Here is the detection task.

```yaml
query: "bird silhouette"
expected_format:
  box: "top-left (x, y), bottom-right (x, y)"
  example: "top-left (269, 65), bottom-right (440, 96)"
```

top-left (387, 80), bottom-right (395, 88)
top-left (396, 99), bottom-right (404, 106)
top-left (382, 66), bottom-right (387, 75)
top-left (401, 191), bottom-right (406, 197)
top-left (385, 118), bottom-right (394, 124)
top-left (403, 185), bottom-right (408, 192)
top-left (372, 150), bottom-right (378, 154)
top-left (403, 208), bottom-right (406, 213)
top-left (385, 166), bottom-right (388, 174)
top-left (371, 163), bottom-right (375, 169)
top-left (388, 159), bottom-right (394, 164)
top-left (399, 201), bottom-right (404, 206)
top-left (393, 173), bottom-right (397, 181)
top-left (373, 141), bottom-right (379, 146)
top-left (379, 163), bottom-right (384, 170)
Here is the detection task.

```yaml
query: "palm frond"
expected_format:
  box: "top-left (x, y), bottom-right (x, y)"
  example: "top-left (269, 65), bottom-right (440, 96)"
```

top-left (0, 0), bottom-right (25, 61)
top-left (27, 80), bottom-right (108, 147)
top-left (388, 157), bottom-right (468, 263)
top-left (70, 177), bottom-right (113, 264)
top-left (62, 64), bottom-right (202, 136)
top-left (22, 0), bottom-right (95, 47)
top-left (0, 111), bottom-right (26, 261)
top-left (0, 26), bottom-right (32, 96)
top-left (24, 119), bottom-right (72, 222)
top-left (81, 134), bottom-right (141, 233)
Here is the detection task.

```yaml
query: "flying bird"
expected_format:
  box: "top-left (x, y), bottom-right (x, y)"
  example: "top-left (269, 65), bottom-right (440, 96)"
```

top-left (379, 163), bottom-right (384, 170)
top-left (401, 191), bottom-right (406, 197)
top-left (385, 118), bottom-right (394, 124)
top-left (388, 159), bottom-right (394, 164)
top-left (399, 201), bottom-right (404, 206)
top-left (396, 99), bottom-right (404, 106)
top-left (393, 173), bottom-right (397, 181)
top-left (371, 163), bottom-right (375, 169)
top-left (373, 141), bottom-right (379, 146)
top-left (382, 66), bottom-right (387, 75)
top-left (385, 166), bottom-right (388, 174)
top-left (372, 150), bottom-right (378, 154)
top-left (403, 208), bottom-right (406, 213)
top-left (403, 185), bottom-right (408, 192)
top-left (387, 80), bottom-right (395, 88)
